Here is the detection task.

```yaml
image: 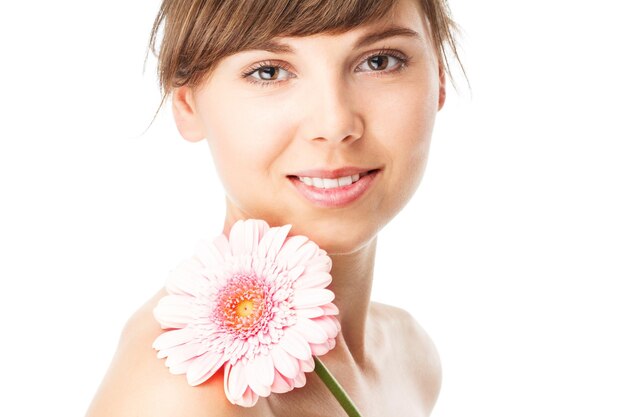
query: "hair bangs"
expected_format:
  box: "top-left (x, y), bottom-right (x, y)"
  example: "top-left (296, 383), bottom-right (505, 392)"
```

top-left (152, 0), bottom-right (396, 92)
top-left (149, 0), bottom-right (466, 110)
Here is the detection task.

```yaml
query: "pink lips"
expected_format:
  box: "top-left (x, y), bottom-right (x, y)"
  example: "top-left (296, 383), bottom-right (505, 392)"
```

top-left (288, 168), bottom-right (380, 208)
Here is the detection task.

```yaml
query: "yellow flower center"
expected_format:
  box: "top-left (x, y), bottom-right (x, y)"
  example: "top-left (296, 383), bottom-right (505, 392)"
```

top-left (236, 299), bottom-right (256, 318)
top-left (215, 274), bottom-right (268, 334)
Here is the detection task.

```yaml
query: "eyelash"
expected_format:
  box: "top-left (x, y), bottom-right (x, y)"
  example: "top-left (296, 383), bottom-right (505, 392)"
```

top-left (241, 48), bottom-right (411, 88)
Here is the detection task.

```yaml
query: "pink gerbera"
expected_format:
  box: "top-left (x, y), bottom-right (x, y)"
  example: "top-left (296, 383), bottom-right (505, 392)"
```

top-left (152, 219), bottom-right (341, 407)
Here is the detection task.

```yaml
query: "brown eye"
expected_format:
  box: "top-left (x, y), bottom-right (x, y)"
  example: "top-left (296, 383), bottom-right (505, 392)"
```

top-left (367, 55), bottom-right (389, 71)
top-left (243, 60), bottom-right (294, 86)
top-left (257, 66), bottom-right (279, 81)
top-left (355, 51), bottom-right (408, 74)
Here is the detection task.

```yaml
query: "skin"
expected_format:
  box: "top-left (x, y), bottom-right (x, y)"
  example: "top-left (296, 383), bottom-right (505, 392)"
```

top-left (86, 0), bottom-right (445, 415)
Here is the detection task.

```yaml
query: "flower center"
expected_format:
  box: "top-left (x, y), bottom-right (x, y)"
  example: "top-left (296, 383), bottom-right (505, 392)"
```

top-left (215, 273), bottom-right (267, 334)
top-left (236, 299), bottom-right (256, 318)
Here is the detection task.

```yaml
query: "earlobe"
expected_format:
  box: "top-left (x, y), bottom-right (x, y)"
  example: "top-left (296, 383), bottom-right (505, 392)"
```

top-left (172, 86), bottom-right (205, 142)
top-left (438, 65), bottom-right (446, 111)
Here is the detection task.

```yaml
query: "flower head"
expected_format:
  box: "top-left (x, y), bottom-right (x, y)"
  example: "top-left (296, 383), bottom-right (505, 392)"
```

top-left (153, 219), bottom-right (341, 407)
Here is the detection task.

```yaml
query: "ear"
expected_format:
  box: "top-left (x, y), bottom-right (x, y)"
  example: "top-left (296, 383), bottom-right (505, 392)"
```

top-left (172, 86), bottom-right (205, 142)
top-left (437, 64), bottom-right (447, 111)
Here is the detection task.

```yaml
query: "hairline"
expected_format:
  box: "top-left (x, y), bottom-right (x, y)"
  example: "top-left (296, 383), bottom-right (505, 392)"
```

top-left (239, 25), bottom-right (422, 55)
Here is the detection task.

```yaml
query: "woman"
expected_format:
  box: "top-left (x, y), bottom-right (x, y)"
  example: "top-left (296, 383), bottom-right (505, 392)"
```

top-left (86, 0), bottom-right (463, 415)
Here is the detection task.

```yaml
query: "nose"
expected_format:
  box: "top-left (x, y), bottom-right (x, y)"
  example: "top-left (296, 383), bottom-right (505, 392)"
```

top-left (298, 74), bottom-right (364, 146)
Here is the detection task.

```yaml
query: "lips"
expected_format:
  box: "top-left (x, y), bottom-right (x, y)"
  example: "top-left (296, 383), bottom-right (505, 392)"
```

top-left (287, 167), bottom-right (381, 208)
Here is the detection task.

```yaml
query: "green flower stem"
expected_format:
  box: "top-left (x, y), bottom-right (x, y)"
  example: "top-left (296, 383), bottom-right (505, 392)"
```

top-left (313, 356), bottom-right (363, 417)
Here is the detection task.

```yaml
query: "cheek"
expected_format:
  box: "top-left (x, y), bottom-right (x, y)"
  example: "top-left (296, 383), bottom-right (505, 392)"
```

top-left (396, 92), bottom-right (437, 175)
top-left (384, 82), bottom-right (437, 156)
top-left (199, 94), bottom-right (286, 179)
top-left (370, 79), bottom-right (438, 209)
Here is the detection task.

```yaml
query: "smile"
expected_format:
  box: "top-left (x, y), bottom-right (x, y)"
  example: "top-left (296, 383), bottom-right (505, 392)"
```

top-left (296, 173), bottom-right (363, 189)
top-left (287, 168), bottom-right (381, 208)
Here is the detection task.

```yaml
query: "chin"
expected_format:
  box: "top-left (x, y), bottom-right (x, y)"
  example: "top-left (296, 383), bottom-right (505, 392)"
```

top-left (225, 199), bottom-right (383, 255)
top-left (288, 218), bottom-right (380, 256)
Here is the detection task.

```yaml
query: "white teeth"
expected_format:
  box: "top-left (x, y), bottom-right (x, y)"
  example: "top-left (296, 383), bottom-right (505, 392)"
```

top-left (312, 177), bottom-right (325, 188)
top-left (323, 178), bottom-right (339, 188)
top-left (337, 176), bottom-right (352, 186)
top-left (297, 174), bottom-right (362, 189)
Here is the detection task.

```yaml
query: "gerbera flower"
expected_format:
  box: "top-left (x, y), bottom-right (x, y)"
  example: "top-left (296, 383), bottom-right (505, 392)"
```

top-left (152, 219), bottom-right (341, 407)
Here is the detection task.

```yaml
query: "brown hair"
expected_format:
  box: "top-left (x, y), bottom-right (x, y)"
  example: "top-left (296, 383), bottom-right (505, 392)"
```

top-left (148, 0), bottom-right (465, 100)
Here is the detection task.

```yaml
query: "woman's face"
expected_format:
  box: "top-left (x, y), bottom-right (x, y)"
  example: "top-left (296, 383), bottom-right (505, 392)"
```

top-left (173, 0), bottom-right (445, 254)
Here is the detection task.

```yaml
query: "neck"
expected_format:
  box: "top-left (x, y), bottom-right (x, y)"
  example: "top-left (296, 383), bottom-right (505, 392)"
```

top-left (326, 237), bottom-right (377, 365)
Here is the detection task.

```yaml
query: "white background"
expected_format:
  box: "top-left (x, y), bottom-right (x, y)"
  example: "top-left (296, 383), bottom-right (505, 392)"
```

top-left (1, 1), bottom-right (624, 416)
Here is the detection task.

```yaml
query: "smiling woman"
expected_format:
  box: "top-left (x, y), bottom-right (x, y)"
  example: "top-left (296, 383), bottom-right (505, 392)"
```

top-left (167, 1), bottom-right (453, 254)
top-left (85, 0), bottom-right (464, 416)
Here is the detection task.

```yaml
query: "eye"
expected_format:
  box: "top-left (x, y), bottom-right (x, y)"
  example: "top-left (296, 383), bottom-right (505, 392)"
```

top-left (241, 48), bottom-right (410, 88)
top-left (355, 49), bottom-right (409, 74)
top-left (242, 60), bottom-right (294, 87)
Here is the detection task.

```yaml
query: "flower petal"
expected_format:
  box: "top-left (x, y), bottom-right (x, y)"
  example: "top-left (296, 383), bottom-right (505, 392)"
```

top-left (168, 357), bottom-right (195, 375)
top-left (279, 328), bottom-right (312, 361)
top-left (295, 307), bottom-right (325, 319)
top-left (223, 363), bottom-right (233, 402)
top-left (227, 360), bottom-right (250, 401)
top-left (303, 254), bottom-right (332, 273)
top-left (166, 258), bottom-right (206, 296)
top-left (257, 224), bottom-right (292, 261)
top-left (274, 235), bottom-right (309, 268)
top-left (293, 289), bottom-right (335, 309)
top-left (294, 371), bottom-right (307, 388)
top-left (245, 219), bottom-right (268, 255)
top-left (292, 271), bottom-right (332, 290)
top-left (153, 295), bottom-right (194, 329)
top-left (299, 356), bottom-right (315, 373)
top-left (253, 352), bottom-right (275, 387)
top-left (283, 240), bottom-right (319, 270)
top-left (245, 357), bottom-right (272, 398)
top-left (228, 220), bottom-right (247, 256)
top-left (287, 265), bottom-right (306, 283)
top-left (193, 239), bottom-right (222, 270)
top-left (212, 234), bottom-right (232, 259)
top-left (164, 343), bottom-right (205, 368)
top-left (234, 387), bottom-right (259, 407)
top-left (293, 318), bottom-right (329, 344)
top-left (271, 369), bottom-right (295, 394)
top-left (186, 351), bottom-right (227, 386)
top-left (321, 302), bottom-right (340, 315)
top-left (152, 327), bottom-right (196, 351)
top-left (310, 341), bottom-right (331, 356)
top-left (270, 346), bottom-right (300, 379)
top-left (328, 338), bottom-right (336, 350)
top-left (313, 315), bottom-right (341, 338)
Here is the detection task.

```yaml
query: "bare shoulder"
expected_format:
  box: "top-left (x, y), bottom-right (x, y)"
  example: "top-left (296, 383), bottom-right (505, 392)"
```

top-left (369, 302), bottom-right (442, 415)
top-left (85, 289), bottom-right (236, 417)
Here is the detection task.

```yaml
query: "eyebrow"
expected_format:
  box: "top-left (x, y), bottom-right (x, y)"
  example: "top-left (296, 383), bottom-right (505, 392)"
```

top-left (244, 25), bottom-right (421, 54)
